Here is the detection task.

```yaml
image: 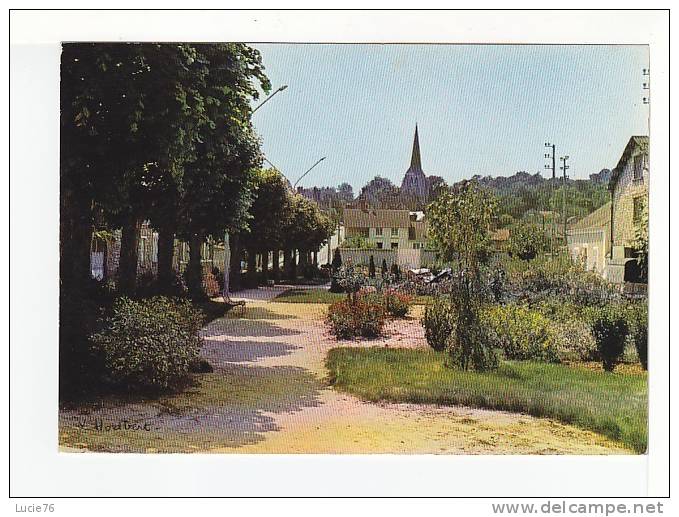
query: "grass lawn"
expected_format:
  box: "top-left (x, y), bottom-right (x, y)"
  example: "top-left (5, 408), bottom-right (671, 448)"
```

top-left (275, 288), bottom-right (432, 305)
top-left (275, 288), bottom-right (347, 303)
top-left (326, 347), bottom-right (648, 452)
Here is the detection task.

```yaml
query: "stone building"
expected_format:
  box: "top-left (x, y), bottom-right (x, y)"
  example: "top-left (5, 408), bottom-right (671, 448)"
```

top-left (565, 135), bottom-right (648, 283)
top-left (606, 135), bottom-right (649, 283)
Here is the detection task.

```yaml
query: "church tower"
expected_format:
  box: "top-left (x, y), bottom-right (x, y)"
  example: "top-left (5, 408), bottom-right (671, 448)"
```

top-left (400, 125), bottom-right (429, 203)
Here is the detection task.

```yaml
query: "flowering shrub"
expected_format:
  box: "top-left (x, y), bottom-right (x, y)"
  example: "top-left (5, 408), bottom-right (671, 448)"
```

top-left (550, 319), bottom-right (599, 363)
top-left (91, 297), bottom-right (204, 391)
top-left (326, 295), bottom-right (386, 339)
top-left (481, 304), bottom-right (559, 362)
top-left (383, 289), bottom-right (412, 317)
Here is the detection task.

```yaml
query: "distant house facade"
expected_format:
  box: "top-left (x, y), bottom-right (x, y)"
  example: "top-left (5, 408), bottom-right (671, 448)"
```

top-left (566, 136), bottom-right (648, 283)
top-left (341, 208), bottom-right (434, 269)
top-left (566, 202), bottom-right (611, 275)
top-left (343, 208), bottom-right (428, 250)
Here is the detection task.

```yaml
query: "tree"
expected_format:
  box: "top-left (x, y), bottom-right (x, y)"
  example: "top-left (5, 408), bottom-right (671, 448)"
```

top-left (368, 255), bottom-right (376, 278)
top-left (508, 223), bottom-right (548, 261)
top-left (357, 176), bottom-right (404, 209)
top-left (330, 248), bottom-right (344, 293)
top-left (240, 168), bottom-right (292, 286)
top-left (174, 44), bottom-right (270, 299)
top-left (428, 180), bottom-right (498, 371)
top-left (281, 195), bottom-right (333, 282)
top-left (381, 258), bottom-right (388, 277)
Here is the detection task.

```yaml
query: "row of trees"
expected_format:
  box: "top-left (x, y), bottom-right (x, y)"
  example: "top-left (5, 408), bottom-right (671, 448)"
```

top-left (61, 43), bottom-right (332, 299)
top-left (61, 43), bottom-right (271, 299)
top-left (234, 168), bottom-right (333, 289)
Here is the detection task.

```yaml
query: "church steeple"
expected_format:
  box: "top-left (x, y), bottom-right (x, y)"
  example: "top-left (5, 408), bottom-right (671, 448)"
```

top-left (409, 124), bottom-right (423, 173)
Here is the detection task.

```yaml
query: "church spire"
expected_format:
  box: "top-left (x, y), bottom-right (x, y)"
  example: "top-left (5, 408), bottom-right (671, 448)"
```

top-left (409, 124), bottom-right (422, 173)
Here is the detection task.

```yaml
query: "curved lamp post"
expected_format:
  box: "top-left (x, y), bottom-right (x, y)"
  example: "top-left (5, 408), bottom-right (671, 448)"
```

top-left (251, 84), bottom-right (288, 114)
top-left (293, 157), bottom-right (326, 189)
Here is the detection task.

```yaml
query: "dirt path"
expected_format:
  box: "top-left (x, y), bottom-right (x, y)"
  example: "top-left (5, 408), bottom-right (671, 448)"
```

top-left (59, 290), bottom-right (631, 454)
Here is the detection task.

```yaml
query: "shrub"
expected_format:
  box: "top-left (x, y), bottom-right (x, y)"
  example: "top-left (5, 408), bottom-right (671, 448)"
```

top-left (422, 297), bottom-right (456, 351)
top-left (383, 289), bottom-right (412, 317)
top-left (627, 302), bottom-right (648, 370)
top-left (91, 297), bottom-right (205, 391)
top-left (586, 304), bottom-right (630, 372)
top-left (481, 304), bottom-right (559, 362)
top-left (447, 301), bottom-right (500, 371)
top-left (550, 319), bottom-right (599, 362)
top-left (326, 295), bottom-right (386, 339)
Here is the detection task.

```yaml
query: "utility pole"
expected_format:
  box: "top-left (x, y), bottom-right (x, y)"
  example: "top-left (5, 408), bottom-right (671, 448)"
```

top-left (544, 142), bottom-right (556, 254)
top-left (559, 155), bottom-right (570, 248)
top-left (642, 68), bottom-right (650, 105)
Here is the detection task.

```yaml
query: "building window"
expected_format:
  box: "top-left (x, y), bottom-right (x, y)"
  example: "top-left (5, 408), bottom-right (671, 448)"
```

top-left (376, 242), bottom-right (383, 249)
top-left (391, 242), bottom-right (398, 249)
top-left (413, 242), bottom-right (422, 250)
top-left (633, 154), bottom-right (645, 181)
top-left (391, 227), bottom-right (399, 237)
top-left (408, 227), bottom-right (416, 240)
top-left (633, 196), bottom-right (645, 223)
top-left (375, 227), bottom-right (383, 236)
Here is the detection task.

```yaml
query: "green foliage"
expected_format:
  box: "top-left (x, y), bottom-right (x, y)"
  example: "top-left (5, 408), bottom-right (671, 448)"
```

top-left (508, 223), bottom-right (548, 261)
top-left (632, 197), bottom-right (649, 282)
top-left (422, 297), bottom-right (457, 352)
top-left (342, 235), bottom-right (376, 249)
top-left (326, 296), bottom-right (387, 339)
top-left (586, 304), bottom-right (630, 372)
top-left (427, 180), bottom-right (498, 371)
top-left (481, 304), bottom-right (559, 362)
top-left (383, 289), bottom-right (412, 317)
top-left (91, 297), bottom-right (204, 391)
top-left (627, 302), bottom-right (648, 370)
top-left (326, 347), bottom-right (648, 452)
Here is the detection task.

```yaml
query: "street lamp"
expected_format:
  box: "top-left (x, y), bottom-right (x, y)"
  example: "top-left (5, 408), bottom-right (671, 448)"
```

top-left (251, 84), bottom-right (288, 114)
top-left (293, 157), bottom-right (326, 189)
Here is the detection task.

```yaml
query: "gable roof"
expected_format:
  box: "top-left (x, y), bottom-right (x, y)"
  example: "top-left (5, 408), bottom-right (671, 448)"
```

top-left (344, 208), bottom-right (412, 228)
top-left (609, 136), bottom-right (649, 189)
top-left (569, 202), bottom-right (611, 231)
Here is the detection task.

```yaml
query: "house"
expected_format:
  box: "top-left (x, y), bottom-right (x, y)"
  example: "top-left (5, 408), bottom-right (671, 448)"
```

top-left (341, 208), bottom-right (434, 269)
top-left (565, 136), bottom-right (648, 283)
top-left (343, 208), bottom-right (428, 250)
top-left (566, 201), bottom-right (611, 275)
top-left (605, 136), bottom-right (649, 283)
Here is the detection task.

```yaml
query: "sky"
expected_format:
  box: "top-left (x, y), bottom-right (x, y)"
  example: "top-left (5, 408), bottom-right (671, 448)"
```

top-left (249, 44), bottom-right (649, 191)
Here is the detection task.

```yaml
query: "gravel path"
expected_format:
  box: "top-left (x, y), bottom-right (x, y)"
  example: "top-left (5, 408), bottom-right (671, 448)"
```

top-left (59, 292), bottom-right (631, 454)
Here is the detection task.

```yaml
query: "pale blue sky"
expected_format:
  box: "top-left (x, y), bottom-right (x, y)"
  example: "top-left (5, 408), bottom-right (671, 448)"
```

top-left (250, 44), bottom-right (649, 190)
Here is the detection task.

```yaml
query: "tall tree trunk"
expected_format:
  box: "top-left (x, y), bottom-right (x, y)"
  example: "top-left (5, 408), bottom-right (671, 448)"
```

top-left (229, 233), bottom-right (242, 292)
top-left (60, 189), bottom-right (94, 293)
top-left (289, 249), bottom-right (297, 282)
top-left (261, 251), bottom-right (269, 283)
top-left (118, 214), bottom-right (142, 295)
top-left (246, 249), bottom-right (258, 287)
top-left (156, 221), bottom-right (176, 290)
top-left (272, 249), bottom-right (280, 283)
top-left (187, 230), bottom-right (205, 300)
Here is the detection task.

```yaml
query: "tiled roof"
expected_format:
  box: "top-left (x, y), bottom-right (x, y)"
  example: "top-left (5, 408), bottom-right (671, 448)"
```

top-left (569, 202), bottom-right (611, 231)
top-left (344, 208), bottom-right (411, 228)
